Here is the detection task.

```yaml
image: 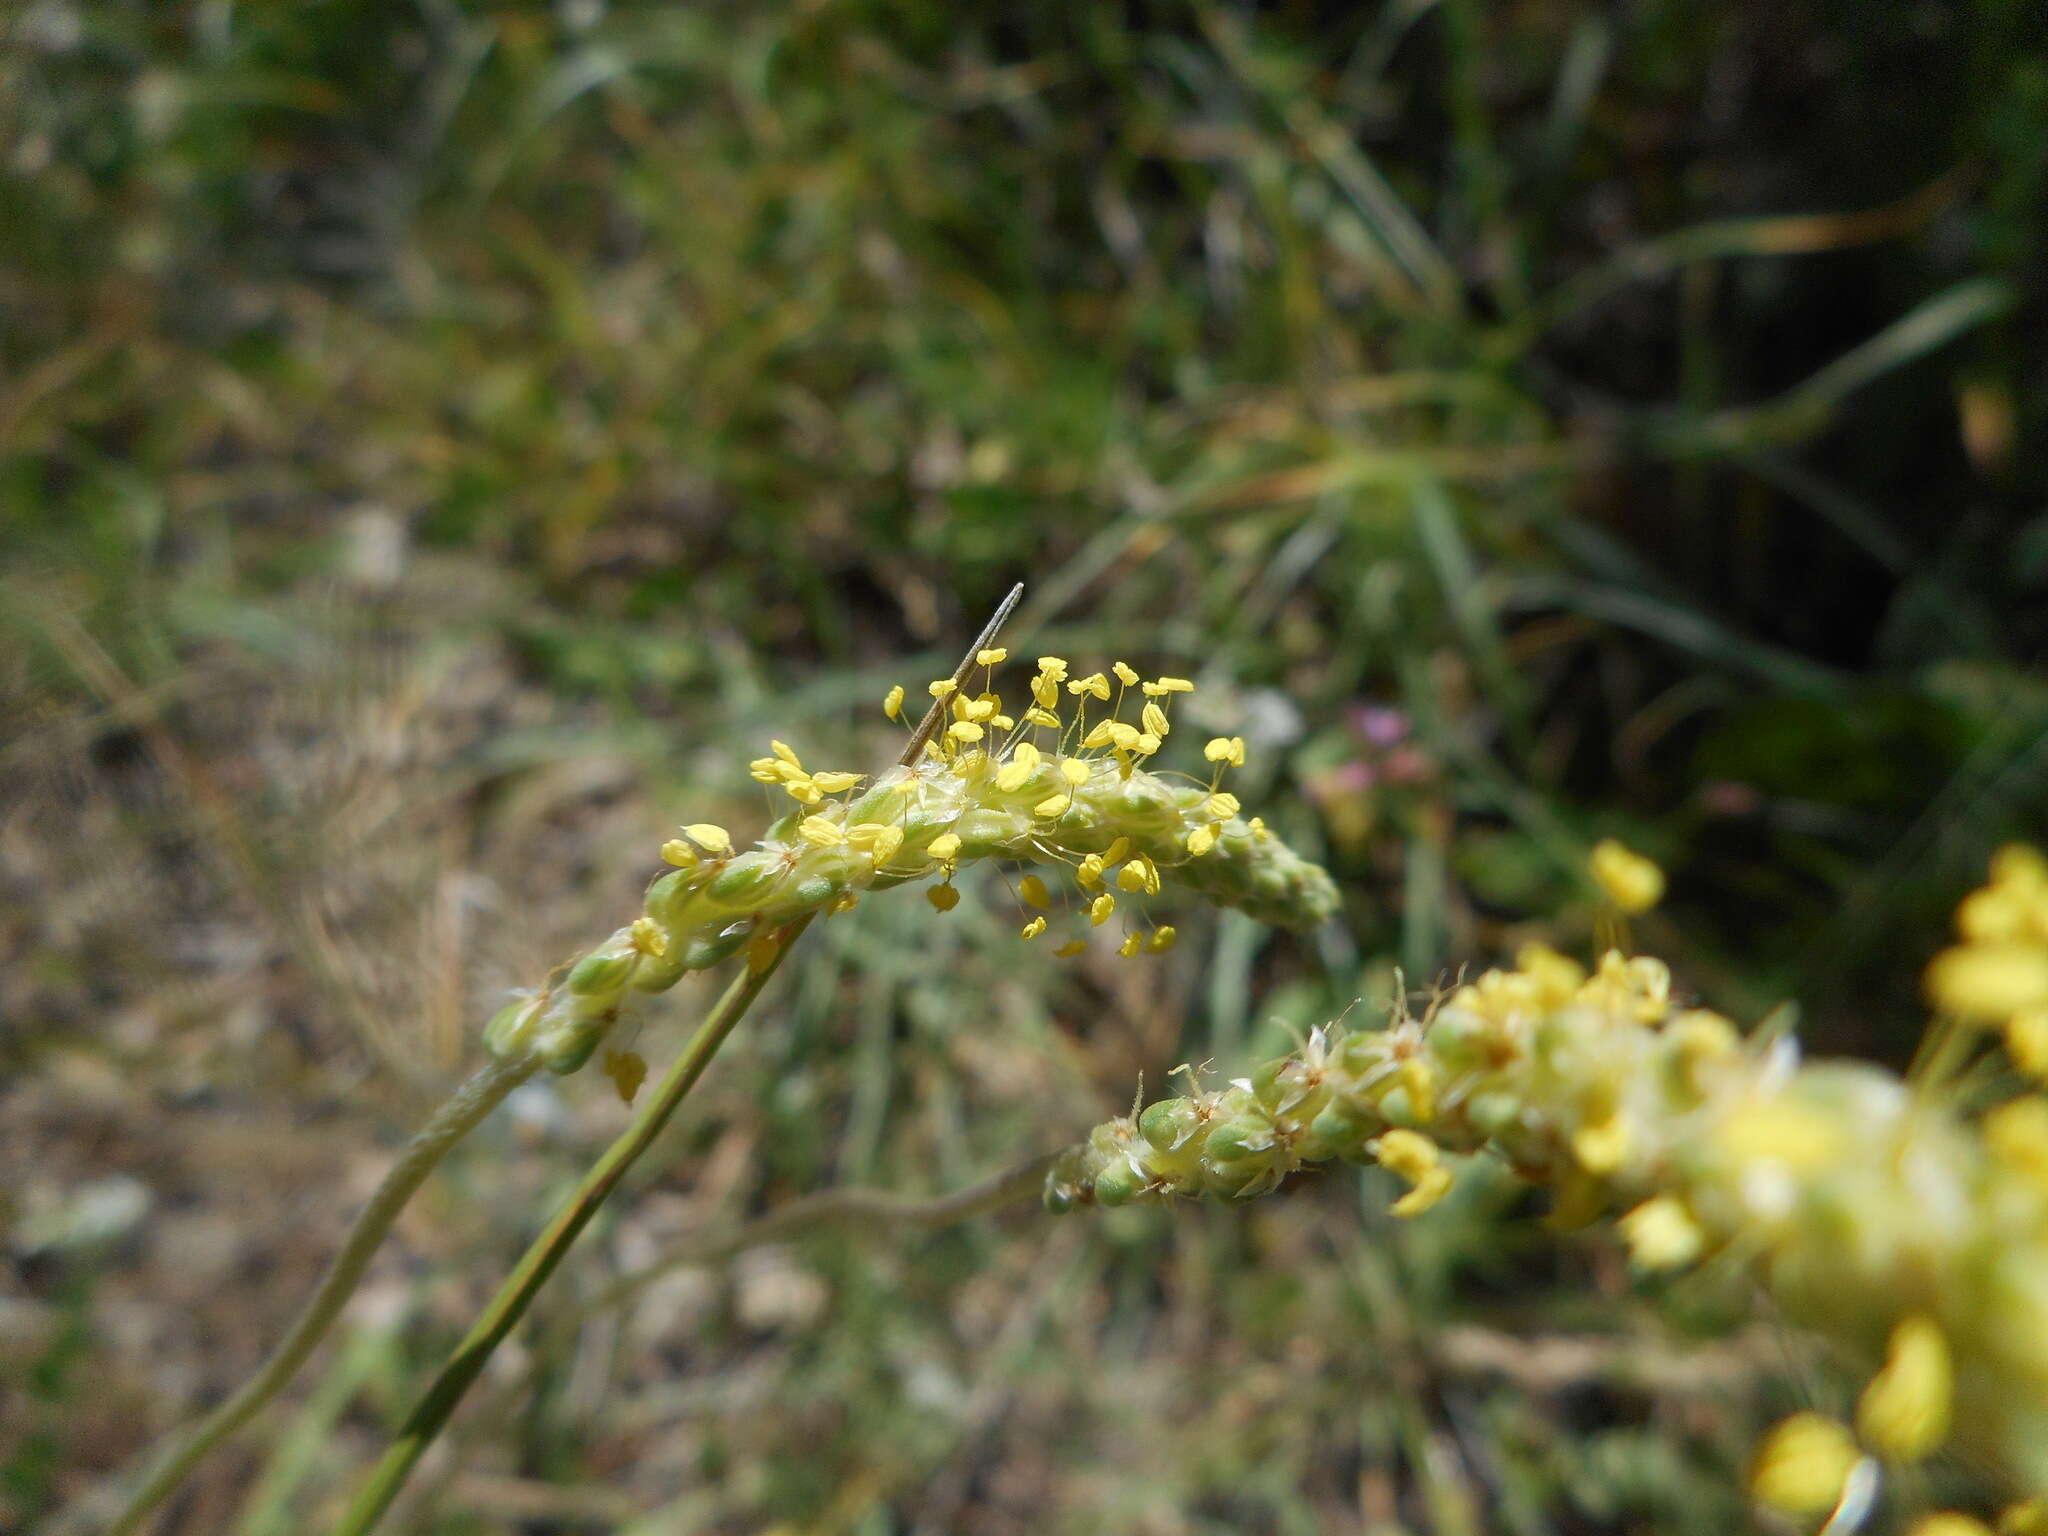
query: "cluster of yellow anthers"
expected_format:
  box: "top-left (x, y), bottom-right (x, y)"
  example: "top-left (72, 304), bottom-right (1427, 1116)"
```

top-left (1047, 844), bottom-right (2048, 1519)
top-left (484, 652), bottom-right (1338, 1077)
top-left (1926, 845), bottom-right (2048, 1080)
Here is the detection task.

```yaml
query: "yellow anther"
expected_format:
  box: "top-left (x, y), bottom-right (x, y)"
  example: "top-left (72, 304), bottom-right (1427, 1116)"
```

top-left (1857, 1315), bottom-right (1952, 1463)
top-left (797, 815), bottom-right (845, 848)
top-left (1927, 943), bottom-right (2048, 1022)
top-left (1716, 1099), bottom-right (1845, 1172)
top-left (961, 696), bottom-right (996, 722)
top-left (1119, 932), bottom-right (1142, 957)
top-left (600, 1049), bottom-right (647, 1106)
top-left (1374, 1130), bottom-right (1452, 1217)
top-left (1116, 860), bottom-right (1150, 893)
top-left (1186, 824), bottom-right (1218, 857)
top-left (1203, 736), bottom-right (1246, 766)
top-left (1031, 675), bottom-right (1060, 709)
top-left (976, 647), bottom-right (1008, 666)
top-left (1247, 816), bottom-right (1270, 841)
top-left (1024, 706), bottom-right (1061, 729)
top-left (928, 678), bottom-right (958, 699)
top-left (770, 740), bottom-right (802, 768)
top-left (2008, 1011), bottom-right (2048, 1079)
top-left (1112, 661), bottom-right (1139, 687)
top-left (749, 756), bottom-right (788, 783)
top-left (1103, 837), bottom-right (1130, 862)
top-left (1396, 1058), bottom-right (1437, 1123)
top-left (630, 917), bottom-right (668, 957)
top-left (883, 684), bottom-right (905, 720)
top-left (1059, 756), bottom-right (1091, 785)
top-left (1068, 673), bottom-right (1111, 701)
top-left (1141, 702), bottom-right (1170, 738)
top-left (1020, 916), bottom-right (1047, 940)
top-left (995, 742), bottom-right (1041, 792)
top-left (1618, 1196), bottom-right (1703, 1270)
top-left (1992, 843), bottom-right (2048, 885)
top-left (1749, 1414), bottom-right (1859, 1517)
top-left (1143, 676), bottom-right (1194, 695)
top-left (1054, 939), bottom-right (1088, 958)
top-left (1018, 874), bottom-right (1050, 908)
top-left (1910, 1517), bottom-right (1995, 1536)
top-left (809, 771), bottom-right (863, 793)
top-left (947, 720), bottom-right (984, 744)
top-left (990, 713), bottom-right (1014, 732)
top-left (927, 884), bottom-right (960, 913)
top-left (1105, 722), bottom-right (1140, 751)
top-left (1036, 656), bottom-right (1069, 680)
top-left (1089, 893), bottom-right (1116, 926)
top-left (847, 824), bottom-right (904, 864)
top-left (660, 839), bottom-right (700, 868)
top-left (1983, 1096), bottom-right (2048, 1186)
top-left (1147, 926), bottom-right (1178, 952)
top-left (1514, 942), bottom-right (1588, 1006)
top-left (781, 777), bottom-right (824, 805)
top-left (1205, 792), bottom-right (1240, 819)
top-left (1589, 838), bottom-right (1665, 914)
top-left (1076, 853), bottom-right (1105, 889)
top-left (1080, 719), bottom-right (1118, 750)
top-left (928, 832), bottom-right (962, 863)
top-left (683, 823), bottom-right (732, 854)
top-left (1374, 1128), bottom-right (1438, 1182)
top-left (1033, 793), bottom-right (1072, 819)
top-left (1133, 732), bottom-right (1160, 755)
top-left (1669, 1008), bottom-right (1739, 1063)
top-left (830, 892), bottom-right (860, 915)
top-left (1571, 1114), bottom-right (1629, 1174)
top-left (1391, 1167), bottom-right (1453, 1218)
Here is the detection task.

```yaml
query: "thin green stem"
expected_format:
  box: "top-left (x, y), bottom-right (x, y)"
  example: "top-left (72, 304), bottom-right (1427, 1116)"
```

top-left (101, 1053), bottom-right (540, 1536)
top-left (569, 1150), bottom-right (1057, 1328)
top-left (330, 584), bottom-right (1026, 1535)
top-left (331, 931), bottom-right (801, 1536)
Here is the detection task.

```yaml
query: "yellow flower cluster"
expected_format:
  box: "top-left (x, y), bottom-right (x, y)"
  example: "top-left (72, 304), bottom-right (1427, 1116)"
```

top-left (483, 656), bottom-right (1338, 1076)
top-left (1047, 843), bottom-right (2048, 1509)
top-left (1926, 845), bottom-right (2048, 1079)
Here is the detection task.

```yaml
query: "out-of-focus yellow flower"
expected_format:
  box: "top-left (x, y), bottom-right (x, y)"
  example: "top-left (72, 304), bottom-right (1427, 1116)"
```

top-left (1619, 1196), bottom-right (1704, 1270)
top-left (1749, 1413), bottom-right (1859, 1516)
top-left (1857, 1315), bottom-right (1952, 1462)
top-left (1926, 944), bottom-right (2048, 1022)
top-left (1589, 838), bottom-right (1665, 914)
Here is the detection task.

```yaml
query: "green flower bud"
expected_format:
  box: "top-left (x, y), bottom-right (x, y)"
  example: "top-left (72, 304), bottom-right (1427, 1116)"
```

top-left (706, 851), bottom-right (782, 910)
top-left (1140, 1098), bottom-right (1202, 1152)
top-left (566, 949), bottom-right (637, 997)
top-left (682, 921), bottom-right (755, 970)
top-left (643, 868), bottom-right (701, 929)
top-left (483, 996), bottom-right (544, 1057)
top-left (1205, 1117), bottom-right (1272, 1164)
top-left (1093, 1159), bottom-right (1145, 1208)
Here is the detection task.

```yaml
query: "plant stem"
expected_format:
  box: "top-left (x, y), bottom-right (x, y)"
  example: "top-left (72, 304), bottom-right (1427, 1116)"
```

top-left (331, 583), bottom-right (1025, 1535)
top-left (102, 1053), bottom-right (540, 1536)
top-left (330, 931), bottom-right (800, 1536)
top-left (569, 1150), bottom-right (1057, 1326)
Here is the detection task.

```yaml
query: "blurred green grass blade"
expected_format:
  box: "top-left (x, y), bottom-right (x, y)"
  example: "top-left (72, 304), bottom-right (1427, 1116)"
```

top-left (1515, 573), bottom-right (1847, 698)
top-left (1410, 477), bottom-right (1531, 743)
top-left (1523, 170), bottom-right (1970, 338)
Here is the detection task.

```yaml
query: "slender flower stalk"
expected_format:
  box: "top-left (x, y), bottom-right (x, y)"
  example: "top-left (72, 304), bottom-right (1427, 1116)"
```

top-left (99, 1056), bottom-right (539, 1536)
top-left (329, 593), bottom-right (1339, 1533)
top-left (1047, 845), bottom-right (2048, 1516)
top-left (92, 583), bottom-right (1339, 1533)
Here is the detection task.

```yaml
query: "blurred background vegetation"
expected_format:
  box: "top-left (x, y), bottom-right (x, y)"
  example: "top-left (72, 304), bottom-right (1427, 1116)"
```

top-left (3, 1), bottom-right (2045, 1531)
